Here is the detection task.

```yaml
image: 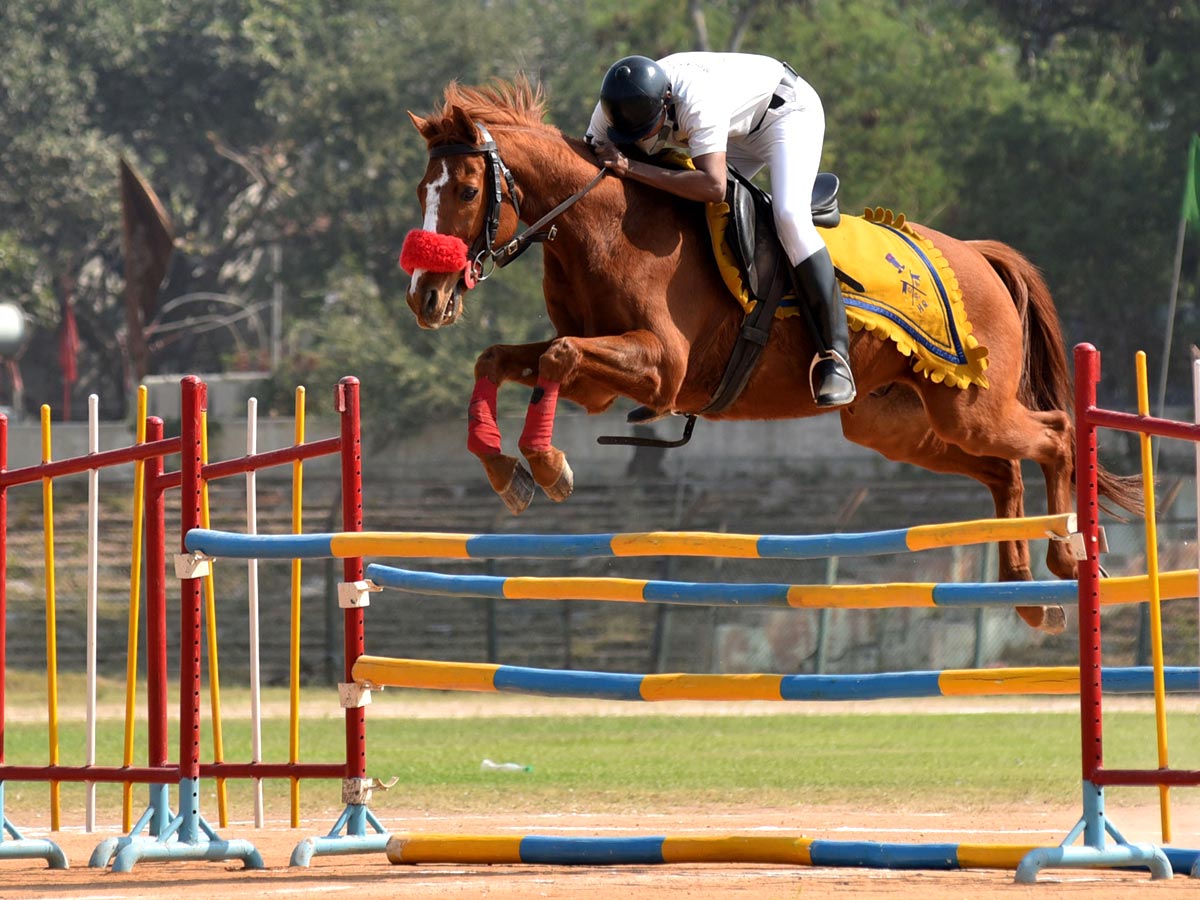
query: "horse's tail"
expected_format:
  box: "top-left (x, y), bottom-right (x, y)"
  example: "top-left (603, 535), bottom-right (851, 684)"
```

top-left (972, 240), bottom-right (1144, 517)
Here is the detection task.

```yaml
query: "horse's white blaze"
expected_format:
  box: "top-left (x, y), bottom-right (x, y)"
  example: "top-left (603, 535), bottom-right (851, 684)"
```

top-left (409, 162), bottom-right (450, 287)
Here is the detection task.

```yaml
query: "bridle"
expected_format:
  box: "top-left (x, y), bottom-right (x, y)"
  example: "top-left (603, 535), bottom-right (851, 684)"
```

top-left (426, 121), bottom-right (608, 287)
top-left (427, 123), bottom-right (520, 287)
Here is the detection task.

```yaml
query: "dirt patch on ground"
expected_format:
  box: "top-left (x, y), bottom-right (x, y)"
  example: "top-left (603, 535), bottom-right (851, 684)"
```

top-left (3, 697), bottom-right (1196, 897)
top-left (0, 802), bottom-right (1195, 899)
top-left (19, 692), bottom-right (1193, 723)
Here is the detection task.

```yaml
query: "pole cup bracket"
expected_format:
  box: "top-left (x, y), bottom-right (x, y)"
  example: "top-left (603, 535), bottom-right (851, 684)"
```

top-left (174, 552), bottom-right (213, 580)
top-left (338, 579), bottom-right (382, 608)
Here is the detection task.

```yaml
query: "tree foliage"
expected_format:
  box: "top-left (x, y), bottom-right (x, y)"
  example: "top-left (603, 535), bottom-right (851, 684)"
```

top-left (1, 0), bottom-right (1197, 426)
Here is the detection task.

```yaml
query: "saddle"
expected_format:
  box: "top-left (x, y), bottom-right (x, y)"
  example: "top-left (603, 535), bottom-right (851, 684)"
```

top-left (724, 169), bottom-right (842, 305)
top-left (695, 169), bottom-right (850, 417)
top-left (618, 166), bottom-right (852, 436)
top-left (612, 169), bottom-right (989, 441)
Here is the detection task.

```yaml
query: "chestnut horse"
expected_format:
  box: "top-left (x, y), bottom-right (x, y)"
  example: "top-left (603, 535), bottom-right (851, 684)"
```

top-left (402, 79), bottom-right (1140, 633)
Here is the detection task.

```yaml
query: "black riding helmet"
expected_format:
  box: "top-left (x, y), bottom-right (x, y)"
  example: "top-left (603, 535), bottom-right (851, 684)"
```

top-left (600, 55), bottom-right (669, 144)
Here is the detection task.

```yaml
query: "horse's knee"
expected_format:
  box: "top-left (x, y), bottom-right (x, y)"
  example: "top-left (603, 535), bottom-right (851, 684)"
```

top-left (538, 337), bottom-right (583, 382)
top-left (474, 346), bottom-right (503, 381)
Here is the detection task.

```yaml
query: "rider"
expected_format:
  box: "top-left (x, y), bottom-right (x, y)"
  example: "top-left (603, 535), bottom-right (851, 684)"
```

top-left (586, 52), bottom-right (855, 408)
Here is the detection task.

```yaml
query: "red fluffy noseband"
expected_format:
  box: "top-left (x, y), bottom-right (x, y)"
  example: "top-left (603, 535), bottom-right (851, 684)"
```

top-left (399, 229), bottom-right (469, 275)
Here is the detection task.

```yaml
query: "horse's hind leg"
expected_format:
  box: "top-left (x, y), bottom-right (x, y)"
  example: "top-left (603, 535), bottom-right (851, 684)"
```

top-left (841, 388), bottom-right (1065, 634)
top-left (1028, 410), bottom-right (1078, 580)
top-left (925, 397), bottom-right (1077, 580)
top-left (920, 392), bottom-right (1078, 632)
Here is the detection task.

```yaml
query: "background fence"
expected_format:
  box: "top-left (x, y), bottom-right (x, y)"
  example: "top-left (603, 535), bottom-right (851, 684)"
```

top-left (7, 461), bottom-right (1195, 685)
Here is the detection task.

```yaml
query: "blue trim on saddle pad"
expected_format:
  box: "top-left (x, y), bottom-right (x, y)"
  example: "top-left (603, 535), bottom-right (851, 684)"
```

top-left (838, 219), bottom-right (969, 367)
top-left (886, 223), bottom-right (966, 362)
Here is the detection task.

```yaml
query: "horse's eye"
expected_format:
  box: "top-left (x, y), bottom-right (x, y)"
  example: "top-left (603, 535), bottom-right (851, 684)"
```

top-left (461, 186), bottom-right (479, 201)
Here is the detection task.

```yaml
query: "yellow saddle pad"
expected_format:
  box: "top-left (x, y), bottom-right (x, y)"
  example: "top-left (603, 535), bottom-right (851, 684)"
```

top-left (706, 204), bottom-right (989, 390)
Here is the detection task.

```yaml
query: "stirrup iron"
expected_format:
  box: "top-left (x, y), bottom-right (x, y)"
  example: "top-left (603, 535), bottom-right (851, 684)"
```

top-left (809, 350), bottom-right (856, 408)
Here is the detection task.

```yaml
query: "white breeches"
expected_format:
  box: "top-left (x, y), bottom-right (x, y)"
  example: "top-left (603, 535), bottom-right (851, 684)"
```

top-left (726, 77), bottom-right (826, 267)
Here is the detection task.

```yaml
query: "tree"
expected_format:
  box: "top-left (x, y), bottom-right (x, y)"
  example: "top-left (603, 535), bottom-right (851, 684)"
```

top-left (4, 0), bottom-right (1198, 424)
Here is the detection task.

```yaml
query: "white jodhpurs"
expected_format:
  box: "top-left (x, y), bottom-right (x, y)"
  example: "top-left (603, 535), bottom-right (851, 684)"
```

top-left (725, 75), bottom-right (826, 267)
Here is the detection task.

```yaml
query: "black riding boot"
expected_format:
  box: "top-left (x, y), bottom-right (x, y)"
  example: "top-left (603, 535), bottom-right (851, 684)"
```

top-left (791, 247), bottom-right (856, 408)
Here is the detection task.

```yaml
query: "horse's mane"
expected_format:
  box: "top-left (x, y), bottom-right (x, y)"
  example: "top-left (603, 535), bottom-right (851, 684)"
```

top-left (426, 77), bottom-right (554, 143)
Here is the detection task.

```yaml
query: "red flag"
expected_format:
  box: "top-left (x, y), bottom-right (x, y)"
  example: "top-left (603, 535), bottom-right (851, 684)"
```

top-left (58, 303), bottom-right (79, 384)
top-left (57, 281), bottom-right (79, 418)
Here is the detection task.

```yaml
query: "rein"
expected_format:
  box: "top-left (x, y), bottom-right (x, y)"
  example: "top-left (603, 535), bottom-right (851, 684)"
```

top-left (499, 167), bottom-right (608, 266)
top-left (427, 122), bottom-right (608, 286)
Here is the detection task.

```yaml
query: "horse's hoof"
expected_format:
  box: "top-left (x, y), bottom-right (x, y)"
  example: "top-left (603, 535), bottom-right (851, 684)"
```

top-left (498, 463), bottom-right (535, 516)
top-left (540, 457), bottom-right (574, 503)
top-left (1039, 605), bottom-right (1067, 635)
top-left (1016, 605), bottom-right (1067, 635)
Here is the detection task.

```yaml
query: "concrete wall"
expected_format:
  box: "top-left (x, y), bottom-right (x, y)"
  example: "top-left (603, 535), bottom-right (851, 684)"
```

top-left (3, 373), bottom-right (895, 486)
top-left (4, 372), bottom-right (1188, 490)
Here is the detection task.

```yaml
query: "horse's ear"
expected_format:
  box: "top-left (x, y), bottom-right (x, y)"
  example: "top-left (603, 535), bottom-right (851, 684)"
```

top-left (448, 105), bottom-right (480, 145)
top-left (408, 111), bottom-right (437, 140)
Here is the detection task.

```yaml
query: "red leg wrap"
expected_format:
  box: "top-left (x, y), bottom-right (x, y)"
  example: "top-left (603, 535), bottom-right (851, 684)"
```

top-left (466, 378), bottom-right (502, 456)
top-left (518, 378), bottom-right (560, 452)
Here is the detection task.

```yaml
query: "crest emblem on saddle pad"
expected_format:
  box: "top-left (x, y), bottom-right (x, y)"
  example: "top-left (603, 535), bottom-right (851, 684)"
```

top-left (709, 205), bottom-right (990, 390)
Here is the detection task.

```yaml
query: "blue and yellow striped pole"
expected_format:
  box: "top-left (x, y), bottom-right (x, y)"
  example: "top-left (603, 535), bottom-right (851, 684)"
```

top-left (351, 656), bottom-right (1199, 702)
top-left (355, 564), bottom-right (1198, 610)
top-left (186, 513), bottom-right (1076, 562)
top-left (384, 833), bottom-right (1200, 873)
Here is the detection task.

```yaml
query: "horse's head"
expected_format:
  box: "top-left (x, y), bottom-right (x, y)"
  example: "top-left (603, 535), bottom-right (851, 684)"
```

top-left (401, 105), bottom-right (522, 329)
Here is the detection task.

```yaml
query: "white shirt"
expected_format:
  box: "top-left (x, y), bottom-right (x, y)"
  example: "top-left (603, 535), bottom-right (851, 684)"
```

top-left (587, 52), bottom-right (787, 158)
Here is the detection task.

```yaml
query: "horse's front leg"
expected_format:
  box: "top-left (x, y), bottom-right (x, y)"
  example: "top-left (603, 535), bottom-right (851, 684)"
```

top-left (470, 341), bottom-right (552, 515)
top-left (517, 331), bottom-right (676, 504)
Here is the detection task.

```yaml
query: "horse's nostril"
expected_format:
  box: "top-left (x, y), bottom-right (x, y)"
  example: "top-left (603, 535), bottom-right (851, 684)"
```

top-left (423, 290), bottom-right (441, 320)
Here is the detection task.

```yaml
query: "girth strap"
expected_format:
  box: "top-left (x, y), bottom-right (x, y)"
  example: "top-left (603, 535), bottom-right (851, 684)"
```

top-left (697, 242), bottom-right (792, 416)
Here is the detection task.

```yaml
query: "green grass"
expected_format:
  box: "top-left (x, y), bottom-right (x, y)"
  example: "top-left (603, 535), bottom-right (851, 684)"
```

top-left (2, 689), bottom-right (1197, 823)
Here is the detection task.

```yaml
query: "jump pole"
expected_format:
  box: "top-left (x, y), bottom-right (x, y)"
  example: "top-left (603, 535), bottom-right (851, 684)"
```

top-left (351, 656), bottom-right (1200, 701)
top-left (0, 413), bottom-right (68, 868)
top-left (1014, 343), bottom-right (1200, 881)
top-left (187, 510), bottom-right (1200, 875)
top-left (288, 377), bottom-right (391, 866)
top-left (91, 379), bottom-right (264, 872)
